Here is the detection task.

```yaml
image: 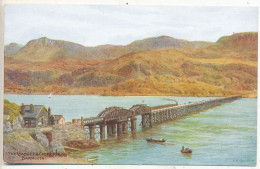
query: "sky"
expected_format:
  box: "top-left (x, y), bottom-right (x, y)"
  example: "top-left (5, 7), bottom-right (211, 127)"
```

top-left (4, 5), bottom-right (258, 46)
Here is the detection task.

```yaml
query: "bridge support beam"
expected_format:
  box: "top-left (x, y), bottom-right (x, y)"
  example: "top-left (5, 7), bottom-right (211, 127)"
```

top-left (149, 113), bottom-right (154, 127)
top-left (122, 121), bottom-right (128, 133)
top-left (131, 117), bottom-right (137, 132)
top-left (99, 124), bottom-right (106, 141)
top-left (81, 116), bottom-right (84, 128)
top-left (161, 111), bottom-right (164, 122)
top-left (159, 112), bottom-right (163, 123)
top-left (142, 114), bottom-right (146, 128)
top-left (107, 124), bottom-right (113, 137)
top-left (112, 124), bottom-right (117, 137)
top-left (117, 122), bottom-right (123, 136)
top-left (89, 125), bottom-right (95, 140)
top-left (164, 111), bottom-right (167, 121)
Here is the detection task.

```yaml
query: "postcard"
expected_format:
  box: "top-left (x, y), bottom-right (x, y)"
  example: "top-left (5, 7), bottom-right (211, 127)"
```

top-left (2, 1), bottom-right (258, 168)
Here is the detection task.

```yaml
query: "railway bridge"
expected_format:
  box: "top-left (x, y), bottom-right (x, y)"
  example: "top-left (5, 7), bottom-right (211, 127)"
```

top-left (78, 95), bottom-right (241, 140)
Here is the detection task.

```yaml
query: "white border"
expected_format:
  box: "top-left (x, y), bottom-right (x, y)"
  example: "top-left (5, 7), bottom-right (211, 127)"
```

top-left (0, 0), bottom-right (259, 169)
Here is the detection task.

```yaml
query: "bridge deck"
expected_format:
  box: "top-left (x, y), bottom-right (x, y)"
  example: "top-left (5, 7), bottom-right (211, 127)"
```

top-left (83, 96), bottom-right (241, 126)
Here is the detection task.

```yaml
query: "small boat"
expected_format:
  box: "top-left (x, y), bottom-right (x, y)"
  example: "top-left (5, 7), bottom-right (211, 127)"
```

top-left (181, 146), bottom-right (192, 153)
top-left (87, 156), bottom-right (98, 162)
top-left (146, 137), bottom-right (166, 143)
top-left (48, 93), bottom-right (52, 98)
top-left (64, 146), bottom-right (81, 151)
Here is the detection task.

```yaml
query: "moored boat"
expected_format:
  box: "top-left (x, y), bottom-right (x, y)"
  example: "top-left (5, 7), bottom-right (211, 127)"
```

top-left (48, 92), bottom-right (52, 98)
top-left (87, 156), bottom-right (98, 162)
top-left (146, 137), bottom-right (166, 143)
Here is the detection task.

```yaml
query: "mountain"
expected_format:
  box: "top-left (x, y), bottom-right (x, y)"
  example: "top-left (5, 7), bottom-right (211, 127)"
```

top-left (97, 48), bottom-right (257, 89)
top-left (5, 36), bottom-right (212, 62)
top-left (6, 37), bottom-right (92, 61)
top-left (188, 32), bottom-right (258, 61)
top-left (216, 32), bottom-right (257, 50)
top-left (4, 43), bottom-right (23, 55)
top-left (126, 36), bottom-right (192, 51)
top-left (4, 32), bottom-right (257, 97)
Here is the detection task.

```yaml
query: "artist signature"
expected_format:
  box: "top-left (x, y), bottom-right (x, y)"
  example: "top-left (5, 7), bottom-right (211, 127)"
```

top-left (232, 159), bottom-right (255, 163)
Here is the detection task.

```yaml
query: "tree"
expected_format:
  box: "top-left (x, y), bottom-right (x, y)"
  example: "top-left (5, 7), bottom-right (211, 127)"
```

top-left (4, 99), bottom-right (20, 123)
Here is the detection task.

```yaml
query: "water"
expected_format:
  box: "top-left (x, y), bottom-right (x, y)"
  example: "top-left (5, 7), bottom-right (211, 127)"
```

top-left (4, 94), bottom-right (257, 166)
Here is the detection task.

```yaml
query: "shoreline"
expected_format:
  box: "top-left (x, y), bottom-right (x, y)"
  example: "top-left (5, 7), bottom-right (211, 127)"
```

top-left (4, 92), bottom-right (257, 98)
top-left (3, 124), bottom-right (99, 164)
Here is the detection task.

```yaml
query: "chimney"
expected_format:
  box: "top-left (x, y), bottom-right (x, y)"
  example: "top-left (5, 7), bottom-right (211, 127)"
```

top-left (29, 104), bottom-right (34, 113)
top-left (20, 103), bottom-right (25, 116)
top-left (48, 107), bottom-right (51, 125)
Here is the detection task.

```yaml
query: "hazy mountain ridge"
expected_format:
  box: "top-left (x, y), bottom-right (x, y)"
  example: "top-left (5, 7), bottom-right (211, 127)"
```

top-left (4, 43), bottom-right (24, 55)
top-left (5, 35), bottom-right (213, 61)
top-left (4, 32), bottom-right (258, 97)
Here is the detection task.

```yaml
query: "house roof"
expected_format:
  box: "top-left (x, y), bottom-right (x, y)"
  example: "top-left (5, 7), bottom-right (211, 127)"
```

top-left (52, 115), bottom-right (64, 121)
top-left (23, 105), bottom-right (45, 118)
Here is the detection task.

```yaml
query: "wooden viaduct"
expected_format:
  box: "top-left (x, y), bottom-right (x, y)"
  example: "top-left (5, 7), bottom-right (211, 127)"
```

top-left (78, 95), bottom-right (241, 140)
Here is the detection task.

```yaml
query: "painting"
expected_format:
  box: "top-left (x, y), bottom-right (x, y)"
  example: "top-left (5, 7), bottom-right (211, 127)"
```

top-left (2, 2), bottom-right (258, 167)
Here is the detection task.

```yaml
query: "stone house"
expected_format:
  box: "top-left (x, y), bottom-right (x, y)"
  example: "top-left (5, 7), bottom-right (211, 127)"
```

top-left (20, 103), bottom-right (65, 128)
top-left (20, 104), bottom-right (52, 128)
top-left (50, 115), bottom-right (65, 125)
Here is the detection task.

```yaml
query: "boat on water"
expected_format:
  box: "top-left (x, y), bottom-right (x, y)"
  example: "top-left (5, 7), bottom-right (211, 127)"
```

top-left (181, 146), bottom-right (192, 153)
top-left (48, 93), bottom-right (52, 98)
top-left (87, 156), bottom-right (98, 162)
top-left (64, 146), bottom-right (81, 151)
top-left (146, 137), bottom-right (166, 143)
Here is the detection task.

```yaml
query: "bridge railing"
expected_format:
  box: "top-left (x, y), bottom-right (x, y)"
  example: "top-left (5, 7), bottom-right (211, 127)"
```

top-left (150, 95), bottom-right (241, 113)
top-left (84, 117), bottom-right (104, 125)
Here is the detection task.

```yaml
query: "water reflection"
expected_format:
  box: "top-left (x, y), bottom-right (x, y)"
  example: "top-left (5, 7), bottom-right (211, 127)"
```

top-left (181, 153), bottom-right (192, 159)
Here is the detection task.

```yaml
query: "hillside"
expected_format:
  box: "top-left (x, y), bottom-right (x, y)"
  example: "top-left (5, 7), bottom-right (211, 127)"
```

top-left (5, 36), bottom-right (212, 62)
top-left (187, 32), bottom-right (258, 61)
top-left (4, 32), bottom-right (258, 97)
top-left (4, 43), bottom-right (23, 55)
top-left (6, 37), bottom-right (92, 61)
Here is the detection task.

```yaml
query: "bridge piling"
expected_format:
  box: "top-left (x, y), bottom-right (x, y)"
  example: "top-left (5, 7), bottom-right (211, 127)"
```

top-left (99, 124), bottom-right (105, 141)
top-left (117, 122), bottom-right (123, 136)
top-left (122, 122), bottom-right (128, 133)
top-left (112, 124), bottom-right (117, 137)
top-left (141, 114), bottom-right (146, 128)
top-left (149, 113), bottom-right (154, 127)
top-left (89, 125), bottom-right (95, 140)
top-left (130, 117), bottom-right (137, 131)
top-left (81, 116), bottom-right (84, 128)
top-left (107, 124), bottom-right (113, 137)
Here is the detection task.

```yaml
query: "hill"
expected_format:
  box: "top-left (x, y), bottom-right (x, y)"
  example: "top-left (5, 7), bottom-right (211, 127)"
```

top-left (187, 32), bottom-right (258, 61)
top-left (5, 36), bottom-right (212, 62)
top-left (6, 37), bottom-right (92, 61)
top-left (4, 43), bottom-right (23, 55)
top-left (4, 32), bottom-right (258, 97)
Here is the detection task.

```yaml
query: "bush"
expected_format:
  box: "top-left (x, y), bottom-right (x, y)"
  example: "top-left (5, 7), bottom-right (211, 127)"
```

top-left (4, 99), bottom-right (20, 123)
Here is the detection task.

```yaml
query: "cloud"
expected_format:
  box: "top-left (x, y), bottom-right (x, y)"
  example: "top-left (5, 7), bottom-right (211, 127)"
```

top-left (4, 5), bottom-right (258, 46)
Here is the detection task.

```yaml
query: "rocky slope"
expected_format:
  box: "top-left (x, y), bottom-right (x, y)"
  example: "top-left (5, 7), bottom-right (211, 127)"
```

top-left (3, 124), bottom-right (98, 164)
top-left (4, 32), bottom-right (257, 97)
